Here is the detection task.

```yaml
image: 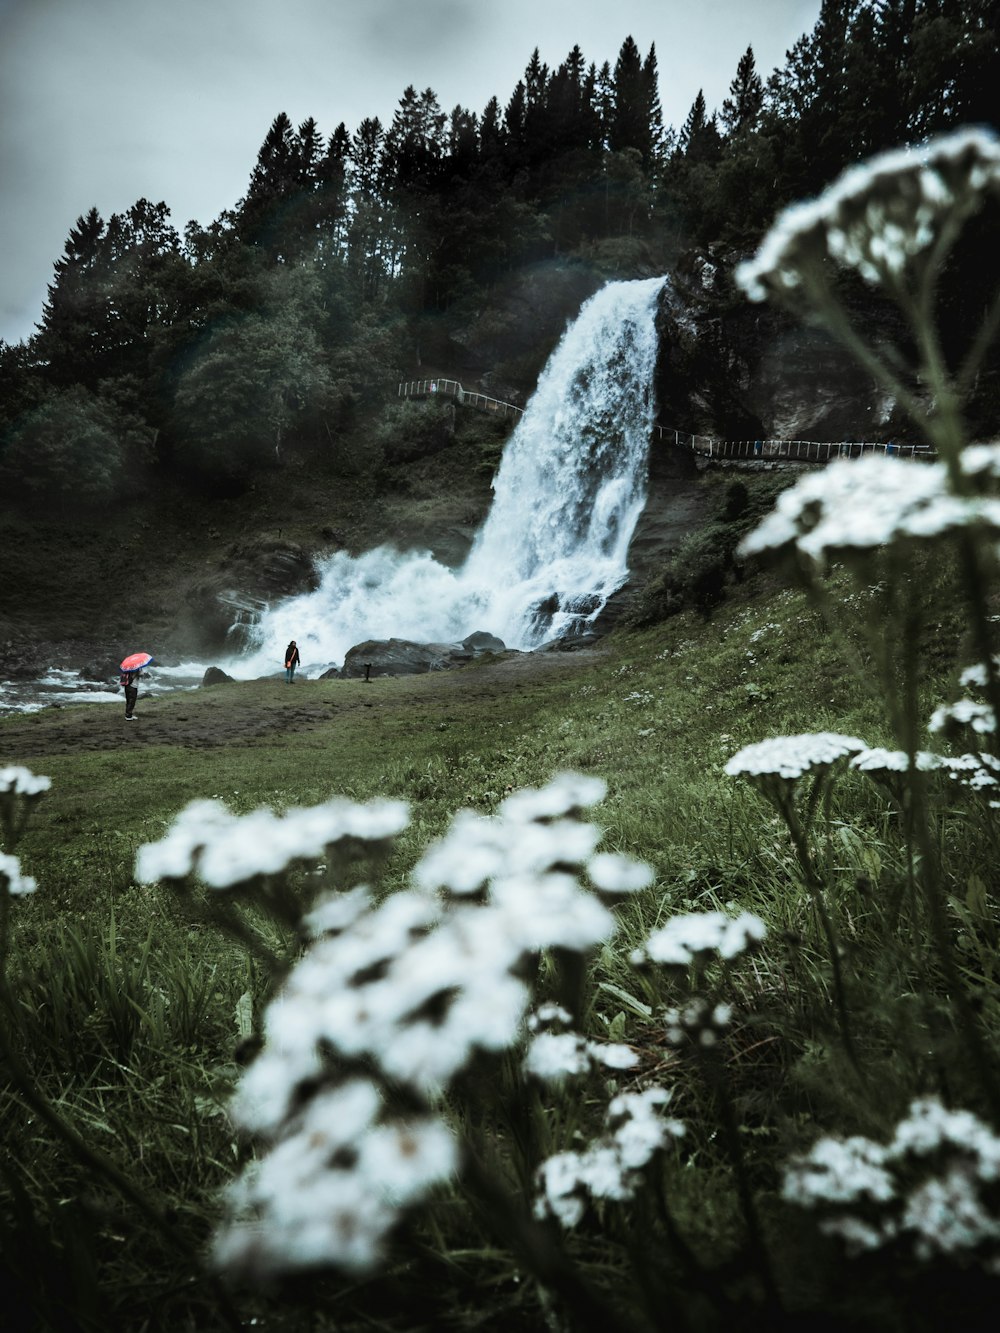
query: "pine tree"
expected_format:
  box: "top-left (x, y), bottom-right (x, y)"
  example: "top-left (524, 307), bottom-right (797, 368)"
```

top-left (36, 208), bottom-right (113, 386)
top-left (720, 46), bottom-right (764, 137)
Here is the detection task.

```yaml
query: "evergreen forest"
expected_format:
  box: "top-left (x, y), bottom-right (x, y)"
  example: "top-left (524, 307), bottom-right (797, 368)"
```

top-left (1, 0), bottom-right (998, 504)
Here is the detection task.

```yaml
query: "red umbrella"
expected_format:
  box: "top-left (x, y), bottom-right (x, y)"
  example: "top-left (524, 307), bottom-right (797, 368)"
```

top-left (120, 652), bottom-right (154, 672)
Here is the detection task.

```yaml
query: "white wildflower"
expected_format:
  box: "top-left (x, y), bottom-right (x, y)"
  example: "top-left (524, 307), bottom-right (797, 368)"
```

top-left (524, 1030), bottom-right (638, 1082)
top-left (929, 699), bottom-right (997, 736)
top-left (135, 796), bottom-right (409, 888)
top-left (902, 1167), bottom-right (1000, 1262)
top-left (498, 772), bottom-right (607, 823)
top-left (0, 851), bottom-right (37, 896)
top-left (214, 1078), bottom-right (457, 1278)
top-left (534, 1085), bottom-right (683, 1227)
top-left (782, 1135), bottom-right (895, 1208)
top-left (634, 910), bottom-right (767, 968)
top-left (783, 1098), bottom-right (1000, 1270)
top-left (737, 129), bottom-right (1000, 303)
top-left (850, 747), bottom-right (943, 774)
top-left (726, 732), bottom-right (867, 781)
top-left (587, 852), bottom-right (655, 894)
top-left (0, 766), bottom-right (51, 796)
top-left (524, 1031), bottom-right (592, 1082)
top-left (888, 1098), bottom-right (1000, 1175)
top-left (301, 885), bottom-right (374, 940)
top-left (527, 1003), bottom-right (574, 1032)
top-left (739, 457), bottom-right (1000, 567)
top-left (663, 998), bottom-right (734, 1049)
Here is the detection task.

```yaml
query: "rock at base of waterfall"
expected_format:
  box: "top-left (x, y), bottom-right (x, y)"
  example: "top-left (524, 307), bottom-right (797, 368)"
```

top-left (340, 633), bottom-right (511, 678)
top-left (535, 631), bottom-right (601, 653)
top-left (462, 631), bottom-right (506, 654)
top-left (201, 666), bottom-right (235, 686)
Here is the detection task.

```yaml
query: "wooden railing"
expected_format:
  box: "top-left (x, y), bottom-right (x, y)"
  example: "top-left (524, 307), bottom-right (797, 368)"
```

top-left (397, 379), bottom-right (934, 462)
top-left (398, 378), bottom-right (524, 421)
top-left (652, 427), bottom-right (934, 463)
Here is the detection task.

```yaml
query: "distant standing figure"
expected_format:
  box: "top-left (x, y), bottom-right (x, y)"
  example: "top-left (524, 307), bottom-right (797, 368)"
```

top-left (285, 640), bottom-right (301, 684)
top-left (121, 669), bottom-right (142, 720)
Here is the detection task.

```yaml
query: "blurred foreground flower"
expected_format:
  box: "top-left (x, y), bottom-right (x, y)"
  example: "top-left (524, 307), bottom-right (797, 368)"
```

top-left (0, 851), bottom-right (37, 897)
top-left (736, 129), bottom-right (1000, 304)
top-left (783, 1097), bottom-right (1000, 1270)
top-left (209, 775), bottom-right (654, 1279)
top-left (739, 452), bottom-right (1000, 568)
top-left (535, 1087), bottom-right (684, 1228)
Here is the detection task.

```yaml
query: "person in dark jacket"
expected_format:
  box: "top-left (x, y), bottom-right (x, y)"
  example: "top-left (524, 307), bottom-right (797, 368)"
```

top-left (284, 640), bottom-right (301, 684)
top-left (120, 668), bottom-right (143, 719)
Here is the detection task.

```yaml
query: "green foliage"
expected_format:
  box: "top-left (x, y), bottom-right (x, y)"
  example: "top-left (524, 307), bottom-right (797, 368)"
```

top-left (0, 383), bottom-right (152, 504)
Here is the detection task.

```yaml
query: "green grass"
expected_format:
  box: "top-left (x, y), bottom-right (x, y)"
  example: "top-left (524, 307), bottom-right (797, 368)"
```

top-left (1, 562), bottom-right (997, 1331)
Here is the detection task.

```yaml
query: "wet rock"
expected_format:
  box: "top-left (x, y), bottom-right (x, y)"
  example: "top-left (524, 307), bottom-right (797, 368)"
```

top-left (462, 631), bottom-right (507, 654)
top-left (202, 666), bottom-right (235, 686)
top-left (341, 639), bottom-right (474, 679)
top-left (180, 538), bottom-right (319, 654)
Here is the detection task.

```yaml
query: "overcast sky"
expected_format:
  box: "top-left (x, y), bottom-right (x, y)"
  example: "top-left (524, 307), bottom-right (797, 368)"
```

top-left (0, 0), bottom-right (821, 347)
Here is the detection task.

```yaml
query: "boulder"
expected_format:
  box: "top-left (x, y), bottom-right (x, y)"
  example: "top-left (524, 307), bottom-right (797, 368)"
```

top-left (462, 630), bottom-right (506, 654)
top-left (202, 666), bottom-right (235, 686)
top-left (181, 538), bottom-right (319, 654)
top-left (340, 638), bottom-right (474, 679)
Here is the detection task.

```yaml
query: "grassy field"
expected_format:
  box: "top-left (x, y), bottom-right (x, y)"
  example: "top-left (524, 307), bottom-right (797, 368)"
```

top-left (4, 541), bottom-right (998, 1331)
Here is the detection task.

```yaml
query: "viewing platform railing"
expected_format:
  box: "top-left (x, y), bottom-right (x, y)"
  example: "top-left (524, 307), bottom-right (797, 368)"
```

top-left (397, 379), bottom-right (934, 462)
top-left (398, 378), bottom-right (524, 421)
top-left (653, 427), bottom-right (934, 463)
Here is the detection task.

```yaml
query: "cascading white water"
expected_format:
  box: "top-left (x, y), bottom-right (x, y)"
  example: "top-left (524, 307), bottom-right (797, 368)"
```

top-left (232, 276), bottom-right (665, 677)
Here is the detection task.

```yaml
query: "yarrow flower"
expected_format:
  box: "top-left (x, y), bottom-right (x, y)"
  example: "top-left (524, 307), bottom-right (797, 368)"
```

top-left (213, 1077), bottom-right (458, 1278)
top-left (0, 765), bottom-right (51, 844)
top-left (0, 766), bottom-right (52, 797)
top-left (783, 1097), bottom-right (1000, 1270)
top-left (135, 796), bottom-right (409, 888)
top-left (663, 997), bottom-right (734, 1049)
top-left (738, 456), bottom-right (1000, 567)
top-left (534, 1087), bottom-right (684, 1228)
top-left (929, 699), bottom-right (997, 737)
top-left (632, 910), bottom-right (766, 968)
top-left (850, 748), bottom-right (943, 775)
top-left (0, 851), bottom-right (37, 897)
top-left (736, 128), bottom-right (1000, 304)
top-left (725, 733), bottom-right (867, 782)
top-left (214, 775), bottom-right (644, 1280)
top-left (524, 1029), bottom-right (638, 1083)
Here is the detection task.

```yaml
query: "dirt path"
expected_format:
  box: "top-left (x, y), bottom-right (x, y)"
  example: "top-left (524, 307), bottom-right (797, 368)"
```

top-left (0, 650), bottom-right (607, 759)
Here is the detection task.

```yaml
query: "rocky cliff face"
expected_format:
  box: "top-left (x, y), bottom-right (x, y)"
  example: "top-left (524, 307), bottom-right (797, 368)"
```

top-left (653, 251), bottom-right (916, 445)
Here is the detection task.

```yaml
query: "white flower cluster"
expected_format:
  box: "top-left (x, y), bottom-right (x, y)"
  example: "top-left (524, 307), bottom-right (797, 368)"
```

top-left (929, 699), bottom-right (997, 738)
top-left (783, 1097), bottom-right (1000, 1270)
top-left (214, 1079), bottom-right (458, 1277)
top-left (215, 775), bottom-right (648, 1278)
top-left (0, 766), bottom-right (52, 797)
top-left (849, 748), bottom-right (942, 775)
top-left (663, 997), bottom-right (733, 1049)
top-left (632, 910), bottom-right (766, 968)
top-left (738, 455), bottom-right (1000, 567)
top-left (534, 1087), bottom-right (685, 1228)
top-left (524, 1028), bottom-right (638, 1083)
top-left (725, 733), bottom-right (867, 782)
top-left (736, 129), bottom-right (1000, 303)
top-left (0, 851), bottom-right (37, 897)
top-left (937, 752), bottom-right (1000, 809)
top-left (135, 795), bottom-right (409, 888)
top-left (0, 764), bottom-right (51, 844)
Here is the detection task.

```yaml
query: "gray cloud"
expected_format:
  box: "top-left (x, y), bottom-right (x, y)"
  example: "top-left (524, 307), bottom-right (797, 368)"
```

top-left (0, 0), bottom-right (821, 345)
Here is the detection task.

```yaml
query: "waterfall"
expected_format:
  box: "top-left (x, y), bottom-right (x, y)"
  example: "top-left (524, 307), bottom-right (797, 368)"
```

top-left (233, 276), bottom-right (665, 677)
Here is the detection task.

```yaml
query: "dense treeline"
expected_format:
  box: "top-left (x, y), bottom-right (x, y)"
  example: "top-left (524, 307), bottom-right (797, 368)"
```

top-left (0, 0), bottom-right (997, 501)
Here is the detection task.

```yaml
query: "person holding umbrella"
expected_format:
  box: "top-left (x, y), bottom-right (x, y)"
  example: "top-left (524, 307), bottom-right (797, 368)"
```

top-left (120, 651), bottom-right (153, 720)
